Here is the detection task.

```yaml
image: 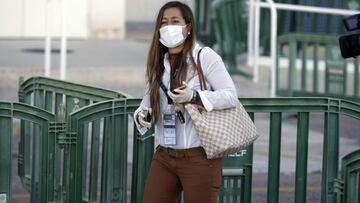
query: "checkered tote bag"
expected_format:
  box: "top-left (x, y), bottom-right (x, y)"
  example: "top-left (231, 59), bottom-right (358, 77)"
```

top-left (185, 102), bottom-right (258, 159)
top-left (185, 48), bottom-right (258, 159)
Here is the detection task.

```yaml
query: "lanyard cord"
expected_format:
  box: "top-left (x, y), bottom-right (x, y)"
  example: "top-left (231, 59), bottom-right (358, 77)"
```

top-left (155, 74), bottom-right (185, 124)
top-left (155, 74), bottom-right (172, 104)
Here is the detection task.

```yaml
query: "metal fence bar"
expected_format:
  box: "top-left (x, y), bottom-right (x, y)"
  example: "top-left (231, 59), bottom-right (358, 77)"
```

top-left (301, 42), bottom-right (308, 92)
top-left (295, 112), bottom-right (309, 203)
top-left (44, 91), bottom-right (55, 201)
top-left (322, 103), bottom-right (340, 203)
top-left (113, 112), bottom-right (128, 202)
top-left (89, 120), bottom-right (101, 202)
top-left (18, 94), bottom-right (32, 191)
top-left (288, 39), bottom-right (296, 96)
top-left (267, 112), bottom-right (282, 203)
top-left (100, 117), bottom-right (111, 203)
top-left (19, 76), bottom-right (129, 102)
top-left (32, 89), bottom-right (46, 203)
top-left (0, 113), bottom-right (12, 203)
top-left (100, 117), bottom-right (112, 202)
top-left (54, 93), bottom-right (63, 202)
top-left (244, 113), bottom-right (255, 203)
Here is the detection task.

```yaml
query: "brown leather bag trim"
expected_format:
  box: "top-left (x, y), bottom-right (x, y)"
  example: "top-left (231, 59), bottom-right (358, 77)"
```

top-left (195, 48), bottom-right (206, 91)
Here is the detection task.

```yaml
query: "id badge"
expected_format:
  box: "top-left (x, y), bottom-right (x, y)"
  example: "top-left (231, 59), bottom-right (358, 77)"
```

top-left (163, 113), bottom-right (176, 145)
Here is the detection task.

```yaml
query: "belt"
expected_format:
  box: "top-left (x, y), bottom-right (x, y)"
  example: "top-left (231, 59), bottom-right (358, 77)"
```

top-left (157, 145), bottom-right (206, 158)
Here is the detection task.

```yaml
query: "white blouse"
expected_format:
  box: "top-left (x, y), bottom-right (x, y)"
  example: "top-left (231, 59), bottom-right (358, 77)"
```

top-left (134, 43), bottom-right (238, 149)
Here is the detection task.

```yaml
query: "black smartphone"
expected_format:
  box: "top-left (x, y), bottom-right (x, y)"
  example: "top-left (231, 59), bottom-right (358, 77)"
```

top-left (146, 111), bottom-right (151, 122)
top-left (176, 111), bottom-right (185, 124)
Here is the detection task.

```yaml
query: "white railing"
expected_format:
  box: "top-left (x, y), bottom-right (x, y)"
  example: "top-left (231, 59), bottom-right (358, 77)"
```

top-left (247, 0), bottom-right (360, 97)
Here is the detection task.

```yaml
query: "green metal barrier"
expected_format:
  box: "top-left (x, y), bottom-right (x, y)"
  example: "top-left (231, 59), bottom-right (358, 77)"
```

top-left (65, 98), bottom-right (254, 203)
top-left (4, 95), bottom-right (360, 202)
top-left (47, 98), bottom-right (149, 203)
top-left (69, 98), bottom-right (360, 202)
top-left (296, 0), bottom-right (356, 35)
top-left (17, 76), bottom-right (130, 202)
top-left (241, 97), bottom-right (360, 203)
top-left (246, 97), bottom-right (360, 203)
top-left (194, 0), bottom-right (216, 47)
top-left (276, 33), bottom-right (360, 101)
top-left (9, 77), bottom-right (360, 202)
top-left (211, 0), bottom-right (251, 77)
top-left (130, 97), bottom-right (360, 203)
top-left (64, 99), bottom-right (131, 202)
top-left (0, 102), bottom-right (55, 203)
top-left (335, 149), bottom-right (360, 203)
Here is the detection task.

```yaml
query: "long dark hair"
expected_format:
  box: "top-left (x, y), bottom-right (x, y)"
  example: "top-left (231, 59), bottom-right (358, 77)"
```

top-left (146, 1), bottom-right (197, 122)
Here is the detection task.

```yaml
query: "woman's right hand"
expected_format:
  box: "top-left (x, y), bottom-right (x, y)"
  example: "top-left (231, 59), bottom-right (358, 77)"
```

top-left (137, 106), bottom-right (152, 129)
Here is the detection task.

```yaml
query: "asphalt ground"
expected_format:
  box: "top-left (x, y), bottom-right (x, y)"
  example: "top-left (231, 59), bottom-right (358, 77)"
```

top-left (1, 25), bottom-right (359, 202)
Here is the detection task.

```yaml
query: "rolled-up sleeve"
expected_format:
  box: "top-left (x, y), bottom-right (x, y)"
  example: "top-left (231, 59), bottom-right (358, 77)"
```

top-left (196, 48), bottom-right (238, 111)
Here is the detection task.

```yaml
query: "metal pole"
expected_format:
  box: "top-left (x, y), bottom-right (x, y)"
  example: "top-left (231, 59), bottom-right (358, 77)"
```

top-left (267, 0), bottom-right (277, 97)
top-left (60, 0), bottom-right (68, 80)
top-left (44, 0), bottom-right (51, 77)
top-left (247, 0), bottom-right (255, 67)
top-left (253, 0), bottom-right (260, 83)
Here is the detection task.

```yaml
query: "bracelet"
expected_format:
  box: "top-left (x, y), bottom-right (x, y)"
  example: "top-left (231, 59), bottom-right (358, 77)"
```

top-left (191, 90), bottom-right (197, 103)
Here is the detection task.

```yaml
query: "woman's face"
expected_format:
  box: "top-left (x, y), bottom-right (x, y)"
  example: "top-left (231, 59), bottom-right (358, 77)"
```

top-left (161, 7), bottom-right (190, 38)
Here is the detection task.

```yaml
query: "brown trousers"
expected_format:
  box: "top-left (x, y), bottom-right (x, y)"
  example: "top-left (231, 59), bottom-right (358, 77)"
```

top-left (143, 146), bottom-right (223, 203)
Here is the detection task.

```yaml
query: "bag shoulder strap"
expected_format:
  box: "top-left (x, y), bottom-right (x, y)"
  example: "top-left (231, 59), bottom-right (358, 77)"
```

top-left (195, 48), bottom-right (206, 91)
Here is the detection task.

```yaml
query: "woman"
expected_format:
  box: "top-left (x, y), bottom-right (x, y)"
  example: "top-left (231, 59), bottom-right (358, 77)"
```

top-left (134, 1), bottom-right (238, 202)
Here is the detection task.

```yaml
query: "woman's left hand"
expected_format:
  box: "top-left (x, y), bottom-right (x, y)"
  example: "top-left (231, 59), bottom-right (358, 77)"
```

top-left (168, 81), bottom-right (194, 104)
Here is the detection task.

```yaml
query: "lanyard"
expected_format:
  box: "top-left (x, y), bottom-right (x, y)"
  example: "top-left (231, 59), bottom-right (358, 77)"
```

top-left (155, 74), bottom-right (185, 123)
top-left (155, 74), bottom-right (173, 104)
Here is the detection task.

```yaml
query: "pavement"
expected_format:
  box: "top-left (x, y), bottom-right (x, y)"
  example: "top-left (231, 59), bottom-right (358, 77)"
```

top-left (1, 24), bottom-right (360, 202)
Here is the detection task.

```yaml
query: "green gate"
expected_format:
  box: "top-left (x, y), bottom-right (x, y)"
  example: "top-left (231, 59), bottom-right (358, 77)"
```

top-left (0, 102), bottom-right (54, 203)
top-left (42, 98), bottom-right (153, 203)
top-left (62, 99), bottom-right (131, 202)
top-left (17, 76), bottom-right (129, 202)
top-left (276, 33), bottom-right (360, 101)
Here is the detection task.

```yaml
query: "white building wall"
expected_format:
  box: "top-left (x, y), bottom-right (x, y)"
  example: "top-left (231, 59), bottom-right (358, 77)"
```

top-left (88, 0), bottom-right (126, 39)
top-left (0, 0), bottom-right (195, 38)
top-left (0, 0), bottom-right (89, 38)
top-left (0, 0), bottom-right (24, 37)
top-left (126, 0), bottom-right (195, 22)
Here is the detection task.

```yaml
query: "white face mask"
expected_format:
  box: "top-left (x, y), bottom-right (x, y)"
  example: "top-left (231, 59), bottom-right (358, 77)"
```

top-left (159, 25), bottom-right (186, 48)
